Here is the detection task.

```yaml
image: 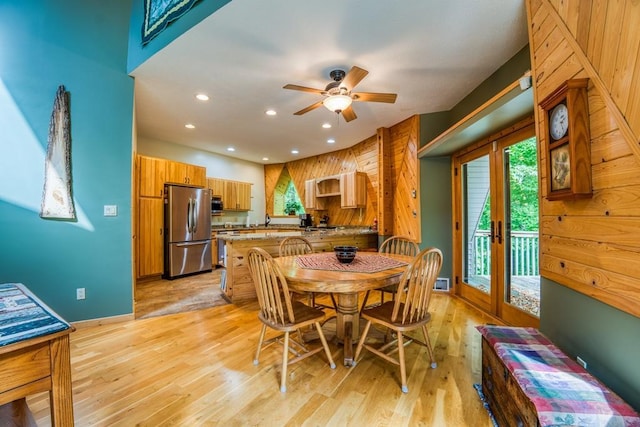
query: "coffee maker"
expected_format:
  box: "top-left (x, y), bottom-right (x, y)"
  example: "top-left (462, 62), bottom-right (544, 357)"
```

top-left (299, 213), bottom-right (313, 227)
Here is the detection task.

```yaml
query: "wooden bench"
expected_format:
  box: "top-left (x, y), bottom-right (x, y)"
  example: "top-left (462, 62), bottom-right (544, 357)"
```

top-left (477, 325), bottom-right (639, 427)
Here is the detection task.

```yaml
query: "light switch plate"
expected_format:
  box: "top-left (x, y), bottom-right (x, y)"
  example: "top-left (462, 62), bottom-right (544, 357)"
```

top-left (104, 205), bottom-right (117, 216)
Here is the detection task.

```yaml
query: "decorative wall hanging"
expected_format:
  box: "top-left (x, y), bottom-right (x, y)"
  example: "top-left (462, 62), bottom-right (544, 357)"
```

top-left (40, 85), bottom-right (76, 220)
top-left (142, 0), bottom-right (201, 45)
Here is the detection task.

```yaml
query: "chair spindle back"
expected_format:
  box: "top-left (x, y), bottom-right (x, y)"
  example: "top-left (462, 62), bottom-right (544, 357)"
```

top-left (391, 247), bottom-right (443, 324)
top-left (247, 247), bottom-right (295, 326)
top-left (379, 236), bottom-right (420, 257)
top-left (279, 236), bottom-right (313, 257)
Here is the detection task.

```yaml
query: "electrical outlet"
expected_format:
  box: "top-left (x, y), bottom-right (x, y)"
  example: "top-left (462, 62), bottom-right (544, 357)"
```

top-left (576, 356), bottom-right (587, 369)
top-left (76, 288), bottom-right (86, 300)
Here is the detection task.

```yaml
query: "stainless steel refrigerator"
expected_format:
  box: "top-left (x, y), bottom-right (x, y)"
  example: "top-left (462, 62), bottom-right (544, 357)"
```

top-left (164, 184), bottom-right (212, 279)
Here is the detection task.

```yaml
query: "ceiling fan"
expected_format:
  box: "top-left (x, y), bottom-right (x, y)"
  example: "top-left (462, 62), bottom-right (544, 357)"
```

top-left (283, 66), bottom-right (397, 122)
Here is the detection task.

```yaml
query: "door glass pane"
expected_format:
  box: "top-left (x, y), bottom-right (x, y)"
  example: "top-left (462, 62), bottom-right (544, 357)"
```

top-left (462, 155), bottom-right (491, 293)
top-left (503, 137), bottom-right (540, 316)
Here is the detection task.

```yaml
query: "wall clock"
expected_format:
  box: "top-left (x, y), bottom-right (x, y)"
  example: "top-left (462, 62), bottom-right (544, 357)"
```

top-left (539, 78), bottom-right (592, 200)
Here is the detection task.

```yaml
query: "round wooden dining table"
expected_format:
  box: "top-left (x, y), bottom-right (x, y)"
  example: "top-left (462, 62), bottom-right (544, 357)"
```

top-left (273, 252), bottom-right (411, 366)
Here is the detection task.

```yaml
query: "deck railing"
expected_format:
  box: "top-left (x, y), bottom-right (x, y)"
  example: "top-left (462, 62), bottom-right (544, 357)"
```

top-left (471, 230), bottom-right (539, 276)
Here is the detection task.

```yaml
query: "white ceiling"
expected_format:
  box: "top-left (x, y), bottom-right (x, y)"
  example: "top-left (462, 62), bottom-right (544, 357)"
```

top-left (131, 0), bottom-right (528, 164)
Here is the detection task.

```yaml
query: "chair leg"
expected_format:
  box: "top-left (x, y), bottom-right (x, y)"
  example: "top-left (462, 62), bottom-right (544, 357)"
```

top-left (254, 324), bottom-right (267, 365)
top-left (280, 331), bottom-right (290, 392)
top-left (422, 325), bottom-right (437, 368)
top-left (360, 291), bottom-right (371, 311)
top-left (315, 322), bottom-right (337, 369)
top-left (397, 331), bottom-right (408, 393)
top-left (380, 290), bottom-right (384, 305)
top-left (354, 319), bottom-right (372, 362)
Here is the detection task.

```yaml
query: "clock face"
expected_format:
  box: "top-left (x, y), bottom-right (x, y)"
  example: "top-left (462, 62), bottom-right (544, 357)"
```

top-left (549, 103), bottom-right (569, 141)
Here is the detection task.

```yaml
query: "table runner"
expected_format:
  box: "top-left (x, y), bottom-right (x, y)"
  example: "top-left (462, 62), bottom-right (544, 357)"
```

top-left (477, 325), bottom-right (640, 426)
top-left (0, 283), bottom-right (71, 347)
top-left (295, 252), bottom-right (407, 273)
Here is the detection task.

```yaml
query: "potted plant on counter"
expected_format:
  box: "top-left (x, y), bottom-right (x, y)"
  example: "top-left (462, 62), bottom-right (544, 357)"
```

top-left (284, 200), bottom-right (303, 215)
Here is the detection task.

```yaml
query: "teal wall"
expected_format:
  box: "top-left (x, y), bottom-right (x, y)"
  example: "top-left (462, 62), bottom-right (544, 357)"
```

top-left (540, 279), bottom-right (640, 410)
top-left (0, 0), bottom-right (135, 321)
top-left (127, 0), bottom-right (231, 72)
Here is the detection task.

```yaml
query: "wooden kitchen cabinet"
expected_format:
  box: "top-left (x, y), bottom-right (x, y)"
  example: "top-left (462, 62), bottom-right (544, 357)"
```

top-left (137, 197), bottom-right (164, 277)
top-left (167, 161), bottom-right (206, 187)
top-left (340, 171), bottom-right (366, 208)
top-left (138, 155), bottom-right (167, 198)
top-left (207, 178), bottom-right (225, 197)
top-left (304, 179), bottom-right (326, 210)
top-left (223, 179), bottom-right (252, 211)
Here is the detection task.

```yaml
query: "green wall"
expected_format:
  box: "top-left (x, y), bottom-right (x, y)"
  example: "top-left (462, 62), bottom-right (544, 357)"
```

top-left (0, 0), bottom-right (135, 321)
top-left (540, 279), bottom-right (640, 410)
top-left (419, 157), bottom-right (452, 282)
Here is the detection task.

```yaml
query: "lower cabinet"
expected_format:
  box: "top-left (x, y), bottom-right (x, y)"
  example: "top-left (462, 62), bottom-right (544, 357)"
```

top-left (137, 197), bottom-right (164, 278)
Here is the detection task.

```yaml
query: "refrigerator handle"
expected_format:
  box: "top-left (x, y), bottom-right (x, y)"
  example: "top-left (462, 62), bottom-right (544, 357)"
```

top-left (187, 198), bottom-right (193, 233)
top-left (192, 198), bottom-right (198, 233)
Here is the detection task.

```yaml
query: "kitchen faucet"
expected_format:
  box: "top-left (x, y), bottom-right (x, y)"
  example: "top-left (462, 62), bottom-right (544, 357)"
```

top-left (265, 213), bottom-right (271, 227)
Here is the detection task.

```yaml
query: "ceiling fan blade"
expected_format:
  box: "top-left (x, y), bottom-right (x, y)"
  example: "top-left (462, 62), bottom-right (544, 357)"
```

top-left (352, 92), bottom-right (398, 103)
top-left (341, 66), bottom-right (369, 90)
top-left (294, 100), bottom-right (324, 115)
top-left (341, 105), bottom-right (357, 122)
top-left (283, 84), bottom-right (325, 95)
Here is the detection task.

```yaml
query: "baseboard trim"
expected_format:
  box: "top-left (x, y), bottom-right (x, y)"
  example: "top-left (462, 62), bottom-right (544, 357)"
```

top-left (71, 313), bottom-right (134, 329)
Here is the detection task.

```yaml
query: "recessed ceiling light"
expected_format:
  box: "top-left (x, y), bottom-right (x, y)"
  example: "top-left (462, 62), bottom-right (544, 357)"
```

top-left (322, 123), bottom-right (332, 129)
top-left (195, 93), bottom-right (209, 101)
top-left (291, 149), bottom-right (299, 154)
top-left (327, 138), bottom-right (336, 144)
top-left (185, 123), bottom-right (195, 129)
top-left (265, 109), bottom-right (277, 116)
top-left (262, 157), bottom-right (269, 161)
top-left (227, 147), bottom-right (235, 152)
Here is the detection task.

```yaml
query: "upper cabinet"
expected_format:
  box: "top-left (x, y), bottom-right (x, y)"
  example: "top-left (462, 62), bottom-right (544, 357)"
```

top-left (208, 177), bottom-right (252, 211)
top-left (305, 172), bottom-right (366, 209)
top-left (207, 178), bottom-right (225, 197)
top-left (167, 161), bottom-right (206, 187)
top-left (138, 155), bottom-right (167, 198)
top-left (340, 171), bottom-right (366, 208)
top-left (305, 179), bottom-right (326, 210)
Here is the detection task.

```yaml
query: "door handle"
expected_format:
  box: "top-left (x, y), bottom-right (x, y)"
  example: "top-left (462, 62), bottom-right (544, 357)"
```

top-left (496, 221), bottom-right (503, 244)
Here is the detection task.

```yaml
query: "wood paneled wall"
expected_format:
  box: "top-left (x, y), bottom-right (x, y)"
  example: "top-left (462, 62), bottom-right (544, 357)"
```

top-left (264, 116), bottom-right (420, 240)
top-left (527, 0), bottom-right (640, 318)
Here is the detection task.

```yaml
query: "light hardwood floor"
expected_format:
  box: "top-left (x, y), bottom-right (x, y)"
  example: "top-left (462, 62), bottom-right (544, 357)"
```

top-left (27, 292), bottom-right (497, 426)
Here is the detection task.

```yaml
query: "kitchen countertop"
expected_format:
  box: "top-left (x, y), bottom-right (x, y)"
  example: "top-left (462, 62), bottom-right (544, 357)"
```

top-left (216, 227), bottom-right (377, 241)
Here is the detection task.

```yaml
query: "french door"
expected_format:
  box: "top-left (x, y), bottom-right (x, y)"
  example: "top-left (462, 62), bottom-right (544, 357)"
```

top-left (453, 124), bottom-right (539, 327)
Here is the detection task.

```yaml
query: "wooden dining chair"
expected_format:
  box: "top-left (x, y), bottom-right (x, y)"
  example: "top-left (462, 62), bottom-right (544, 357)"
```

top-left (279, 236), bottom-right (337, 310)
top-left (360, 236), bottom-right (420, 310)
top-left (247, 247), bottom-right (336, 392)
top-left (354, 247), bottom-right (443, 393)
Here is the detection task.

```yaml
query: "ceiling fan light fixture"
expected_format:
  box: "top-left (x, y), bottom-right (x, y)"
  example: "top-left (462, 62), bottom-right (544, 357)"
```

top-left (323, 94), bottom-right (352, 113)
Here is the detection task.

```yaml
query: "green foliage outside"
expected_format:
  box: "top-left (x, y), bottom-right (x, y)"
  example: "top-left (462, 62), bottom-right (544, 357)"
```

top-left (478, 137), bottom-right (539, 231)
top-left (284, 181), bottom-right (304, 215)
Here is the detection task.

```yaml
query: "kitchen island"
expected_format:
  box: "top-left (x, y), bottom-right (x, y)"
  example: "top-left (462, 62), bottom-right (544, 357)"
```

top-left (217, 228), bottom-right (378, 302)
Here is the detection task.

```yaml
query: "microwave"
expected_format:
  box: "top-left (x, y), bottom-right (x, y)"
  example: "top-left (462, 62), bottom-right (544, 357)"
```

top-left (211, 196), bottom-right (223, 215)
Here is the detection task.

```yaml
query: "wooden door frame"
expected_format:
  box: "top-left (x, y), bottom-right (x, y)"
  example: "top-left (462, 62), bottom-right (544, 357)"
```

top-left (452, 121), bottom-right (539, 327)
